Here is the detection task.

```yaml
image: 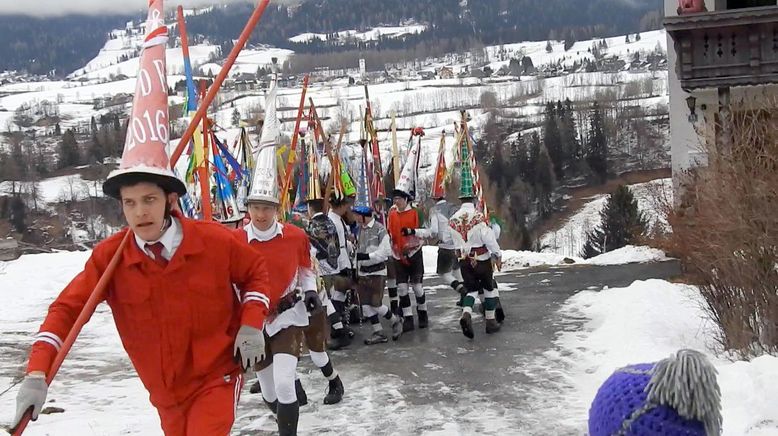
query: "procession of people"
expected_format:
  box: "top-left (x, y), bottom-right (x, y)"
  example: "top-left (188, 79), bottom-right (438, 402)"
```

top-left (9, 2), bottom-right (505, 434)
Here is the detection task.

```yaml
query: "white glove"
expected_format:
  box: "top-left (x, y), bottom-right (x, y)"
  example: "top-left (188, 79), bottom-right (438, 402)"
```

top-left (233, 325), bottom-right (266, 372)
top-left (12, 373), bottom-right (48, 429)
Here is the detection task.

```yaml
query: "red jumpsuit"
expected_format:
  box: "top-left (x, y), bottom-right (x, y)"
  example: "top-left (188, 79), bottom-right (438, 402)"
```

top-left (26, 213), bottom-right (276, 435)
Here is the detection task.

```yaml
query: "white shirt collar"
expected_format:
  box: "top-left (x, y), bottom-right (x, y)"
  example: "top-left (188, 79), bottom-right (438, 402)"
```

top-left (245, 220), bottom-right (284, 243)
top-left (436, 199), bottom-right (447, 205)
top-left (364, 218), bottom-right (375, 229)
top-left (135, 217), bottom-right (180, 261)
top-left (461, 202), bottom-right (475, 211)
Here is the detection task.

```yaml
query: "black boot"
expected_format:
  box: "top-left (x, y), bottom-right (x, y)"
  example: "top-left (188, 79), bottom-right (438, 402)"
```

top-left (402, 315), bottom-right (415, 332)
top-left (249, 380), bottom-right (261, 394)
top-left (327, 328), bottom-right (352, 350)
top-left (495, 298), bottom-right (506, 324)
top-left (364, 331), bottom-right (389, 345)
top-left (264, 398), bottom-right (278, 414)
top-left (417, 310), bottom-right (429, 329)
top-left (295, 379), bottom-right (308, 406)
top-left (460, 312), bottom-right (474, 339)
top-left (323, 376), bottom-right (344, 405)
top-left (485, 318), bottom-right (502, 334)
top-left (277, 402), bottom-right (299, 436)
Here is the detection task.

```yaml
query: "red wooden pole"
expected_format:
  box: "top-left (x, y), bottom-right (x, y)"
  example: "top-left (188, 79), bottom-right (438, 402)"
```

top-left (171, 0), bottom-right (272, 166)
top-left (12, 232), bottom-right (133, 435)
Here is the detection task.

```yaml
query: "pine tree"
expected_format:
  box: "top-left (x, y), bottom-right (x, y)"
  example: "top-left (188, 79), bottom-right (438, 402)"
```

top-left (542, 102), bottom-right (564, 179)
top-left (232, 108), bottom-right (241, 127)
top-left (9, 194), bottom-right (26, 233)
top-left (88, 132), bottom-right (104, 163)
top-left (59, 129), bottom-right (80, 169)
top-left (582, 185), bottom-right (647, 258)
top-left (559, 98), bottom-right (581, 172)
top-left (54, 122), bottom-right (62, 136)
top-left (635, 32), bottom-right (641, 41)
top-left (546, 40), bottom-right (553, 53)
top-left (625, 34), bottom-right (631, 43)
top-left (585, 101), bottom-right (608, 184)
top-left (534, 142), bottom-right (556, 218)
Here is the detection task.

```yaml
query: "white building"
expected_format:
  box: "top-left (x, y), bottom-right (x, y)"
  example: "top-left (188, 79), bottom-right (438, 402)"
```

top-left (665, 0), bottom-right (778, 193)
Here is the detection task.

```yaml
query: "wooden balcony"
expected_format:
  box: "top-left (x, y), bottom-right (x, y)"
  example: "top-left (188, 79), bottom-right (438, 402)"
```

top-left (665, 6), bottom-right (778, 90)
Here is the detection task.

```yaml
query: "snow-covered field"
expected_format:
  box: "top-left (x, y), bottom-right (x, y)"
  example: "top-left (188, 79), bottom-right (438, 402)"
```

top-left (290, 24), bottom-right (428, 44)
top-left (540, 178), bottom-right (673, 258)
top-left (0, 174), bottom-right (104, 205)
top-left (532, 279), bottom-right (778, 435)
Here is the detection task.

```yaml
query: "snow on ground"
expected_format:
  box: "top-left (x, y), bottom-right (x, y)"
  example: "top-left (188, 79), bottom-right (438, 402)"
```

top-left (289, 24), bottom-right (428, 43)
top-left (581, 245), bottom-right (669, 266)
top-left (541, 178), bottom-right (673, 257)
top-left (529, 279), bottom-right (778, 434)
top-left (0, 174), bottom-right (104, 204)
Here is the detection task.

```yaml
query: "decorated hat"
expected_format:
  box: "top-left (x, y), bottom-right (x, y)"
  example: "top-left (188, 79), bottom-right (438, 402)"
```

top-left (431, 134), bottom-right (448, 199)
top-left (352, 145), bottom-right (372, 217)
top-left (247, 77), bottom-right (280, 204)
top-left (589, 349), bottom-right (722, 436)
top-left (458, 130), bottom-right (475, 199)
top-left (394, 129), bottom-right (421, 200)
top-left (103, 0), bottom-right (186, 199)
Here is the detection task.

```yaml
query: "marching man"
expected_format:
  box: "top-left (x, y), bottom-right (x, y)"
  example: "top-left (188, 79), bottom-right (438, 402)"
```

top-left (238, 140), bottom-right (321, 435)
top-left (12, 3), bottom-right (275, 434)
top-left (387, 131), bottom-right (428, 332)
top-left (352, 156), bottom-right (404, 344)
top-left (449, 148), bottom-right (504, 339)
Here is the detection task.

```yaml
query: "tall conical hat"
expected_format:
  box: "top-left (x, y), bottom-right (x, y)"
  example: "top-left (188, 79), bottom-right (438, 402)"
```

top-left (305, 138), bottom-right (324, 202)
top-left (247, 145), bottom-right (279, 204)
top-left (353, 144), bottom-right (372, 216)
top-left (103, 0), bottom-right (185, 199)
top-left (431, 133), bottom-right (448, 199)
top-left (458, 129), bottom-right (475, 199)
top-left (394, 130), bottom-right (421, 199)
top-left (247, 77), bottom-right (280, 204)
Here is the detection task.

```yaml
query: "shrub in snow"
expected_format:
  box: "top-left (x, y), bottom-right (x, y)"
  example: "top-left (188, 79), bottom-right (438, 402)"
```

top-left (582, 184), bottom-right (647, 259)
top-left (669, 107), bottom-right (778, 357)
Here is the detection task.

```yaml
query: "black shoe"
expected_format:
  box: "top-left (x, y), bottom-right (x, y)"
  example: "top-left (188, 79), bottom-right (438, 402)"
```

top-left (249, 380), bottom-right (261, 394)
top-left (486, 318), bottom-right (502, 334)
top-left (460, 312), bottom-right (474, 339)
top-left (495, 298), bottom-right (506, 324)
top-left (264, 398), bottom-right (278, 414)
top-left (328, 329), bottom-right (352, 351)
top-left (364, 332), bottom-right (389, 345)
top-left (390, 316), bottom-right (403, 341)
top-left (455, 299), bottom-right (463, 307)
top-left (277, 401), bottom-right (299, 436)
top-left (417, 310), bottom-right (429, 329)
top-left (295, 379), bottom-right (308, 406)
top-left (349, 306), bottom-right (362, 325)
top-left (323, 376), bottom-right (344, 405)
top-left (402, 316), bottom-right (415, 332)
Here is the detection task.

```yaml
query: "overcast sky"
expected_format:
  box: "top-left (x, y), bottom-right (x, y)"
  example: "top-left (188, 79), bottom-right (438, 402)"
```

top-left (0, 0), bottom-right (256, 17)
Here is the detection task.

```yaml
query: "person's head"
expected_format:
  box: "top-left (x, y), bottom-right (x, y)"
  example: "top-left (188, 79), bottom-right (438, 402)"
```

top-left (329, 195), bottom-right (350, 216)
top-left (247, 201), bottom-right (279, 231)
top-left (119, 180), bottom-right (178, 242)
top-left (353, 206), bottom-right (373, 226)
top-left (306, 199), bottom-right (324, 218)
top-left (392, 194), bottom-right (407, 210)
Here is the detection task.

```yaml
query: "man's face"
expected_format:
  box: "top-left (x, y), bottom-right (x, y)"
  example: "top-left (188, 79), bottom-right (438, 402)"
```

top-left (248, 202), bottom-right (278, 231)
top-left (393, 195), bottom-right (407, 210)
top-left (120, 182), bottom-right (175, 242)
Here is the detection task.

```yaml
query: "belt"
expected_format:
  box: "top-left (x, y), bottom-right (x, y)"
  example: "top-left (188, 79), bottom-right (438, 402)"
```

top-left (276, 292), bottom-right (301, 314)
top-left (469, 246), bottom-right (488, 257)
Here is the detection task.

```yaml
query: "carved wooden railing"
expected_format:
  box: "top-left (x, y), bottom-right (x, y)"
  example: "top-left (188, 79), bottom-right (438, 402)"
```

top-left (665, 6), bottom-right (778, 90)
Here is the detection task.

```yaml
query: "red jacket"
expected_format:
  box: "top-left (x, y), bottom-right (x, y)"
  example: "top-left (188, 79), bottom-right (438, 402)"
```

top-left (26, 215), bottom-right (274, 408)
top-left (234, 223), bottom-right (312, 298)
top-left (387, 206), bottom-right (420, 259)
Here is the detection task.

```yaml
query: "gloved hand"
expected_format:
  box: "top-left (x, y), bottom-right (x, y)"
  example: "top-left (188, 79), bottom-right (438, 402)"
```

top-left (356, 252), bottom-right (371, 261)
top-left (233, 325), bottom-right (265, 371)
top-left (401, 228), bottom-right (415, 236)
top-left (304, 290), bottom-right (322, 312)
top-left (12, 373), bottom-right (48, 429)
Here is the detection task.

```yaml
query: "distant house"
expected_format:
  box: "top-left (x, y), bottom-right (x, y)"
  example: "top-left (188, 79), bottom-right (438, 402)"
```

top-left (419, 71), bottom-right (436, 80)
top-left (437, 66), bottom-right (454, 79)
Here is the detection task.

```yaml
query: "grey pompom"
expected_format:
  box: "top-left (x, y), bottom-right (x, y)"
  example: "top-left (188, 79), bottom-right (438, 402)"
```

top-left (646, 349), bottom-right (722, 436)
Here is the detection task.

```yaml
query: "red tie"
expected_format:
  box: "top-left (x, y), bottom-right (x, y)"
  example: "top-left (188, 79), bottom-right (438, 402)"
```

top-left (145, 242), bottom-right (168, 268)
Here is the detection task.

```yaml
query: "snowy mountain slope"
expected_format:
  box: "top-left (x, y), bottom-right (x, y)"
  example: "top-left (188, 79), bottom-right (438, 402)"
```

top-left (289, 23), bottom-right (428, 43)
